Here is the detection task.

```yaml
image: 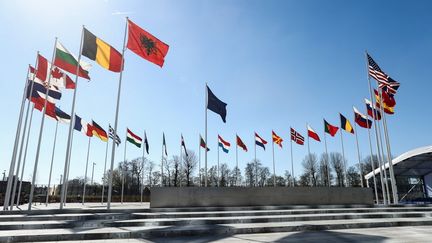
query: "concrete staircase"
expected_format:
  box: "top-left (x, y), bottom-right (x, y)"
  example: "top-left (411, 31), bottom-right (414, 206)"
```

top-left (0, 205), bottom-right (432, 242)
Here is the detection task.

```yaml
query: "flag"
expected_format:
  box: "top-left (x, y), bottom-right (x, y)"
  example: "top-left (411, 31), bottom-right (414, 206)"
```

top-left (365, 98), bottom-right (382, 120)
top-left (255, 132), bottom-right (267, 150)
top-left (82, 28), bottom-right (123, 72)
top-left (375, 89), bottom-right (395, 114)
top-left (340, 113), bottom-right (354, 134)
top-left (236, 135), bottom-right (248, 152)
top-left (26, 82), bottom-right (57, 120)
top-left (36, 54), bottom-right (75, 90)
top-left (127, 19), bottom-right (169, 67)
top-left (367, 53), bottom-right (400, 95)
top-left (55, 107), bottom-right (71, 123)
top-left (324, 119), bottom-right (339, 137)
top-left (200, 135), bottom-right (209, 151)
top-left (91, 120), bottom-right (108, 142)
top-left (55, 41), bottom-right (91, 79)
top-left (353, 106), bottom-right (372, 129)
top-left (272, 130), bottom-right (283, 148)
top-left (73, 115), bottom-right (93, 137)
top-left (218, 135), bottom-right (230, 153)
top-left (27, 80), bottom-right (61, 104)
top-left (127, 128), bottom-right (142, 148)
top-left (162, 133), bottom-right (168, 156)
top-left (144, 131), bottom-right (149, 154)
top-left (206, 85), bottom-right (227, 123)
top-left (290, 128), bottom-right (304, 145)
top-left (109, 124), bottom-right (121, 146)
top-left (181, 134), bottom-right (188, 157)
top-left (307, 125), bottom-right (321, 142)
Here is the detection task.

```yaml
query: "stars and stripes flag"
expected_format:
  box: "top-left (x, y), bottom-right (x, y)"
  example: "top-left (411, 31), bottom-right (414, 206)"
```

top-left (109, 124), bottom-right (121, 146)
top-left (367, 53), bottom-right (400, 95)
top-left (290, 127), bottom-right (304, 145)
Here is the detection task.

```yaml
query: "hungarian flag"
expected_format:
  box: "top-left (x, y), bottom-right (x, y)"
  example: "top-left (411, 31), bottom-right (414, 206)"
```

top-left (36, 54), bottom-right (75, 90)
top-left (374, 89), bottom-right (395, 115)
top-left (307, 125), bottom-right (321, 142)
top-left (181, 134), bottom-right (188, 157)
top-left (162, 133), bottom-right (168, 156)
top-left (82, 28), bottom-right (123, 72)
top-left (144, 131), bottom-right (149, 154)
top-left (255, 132), bottom-right (267, 150)
top-left (365, 98), bottom-right (382, 120)
top-left (353, 106), bottom-right (372, 129)
top-left (207, 85), bottom-right (227, 123)
top-left (324, 119), bottom-right (339, 137)
top-left (92, 120), bottom-right (108, 142)
top-left (218, 135), bottom-right (230, 153)
top-left (55, 41), bottom-right (91, 79)
top-left (272, 130), bottom-right (283, 148)
top-left (127, 19), bottom-right (169, 67)
top-left (290, 128), bottom-right (304, 145)
top-left (127, 128), bottom-right (142, 148)
top-left (200, 135), bottom-right (209, 151)
top-left (236, 135), bottom-right (248, 152)
top-left (340, 113), bottom-right (354, 134)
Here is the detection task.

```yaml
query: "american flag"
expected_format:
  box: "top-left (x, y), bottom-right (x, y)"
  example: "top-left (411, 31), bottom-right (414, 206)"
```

top-left (367, 53), bottom-right (400, 95)
top-left (290, 128), bottom-right (304, 145)
top-left (109, 124), bottom-right (121, 146)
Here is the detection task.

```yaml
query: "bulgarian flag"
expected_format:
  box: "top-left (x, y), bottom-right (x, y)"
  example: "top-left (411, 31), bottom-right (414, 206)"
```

top-left (54, 41), bottom-right (91, 80)
top-left (126, 128), bottom-right (142, 148)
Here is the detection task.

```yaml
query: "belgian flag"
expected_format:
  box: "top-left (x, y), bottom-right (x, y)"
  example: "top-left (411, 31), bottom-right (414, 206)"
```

top-left (340, 113), bottom-right (354, 134)
top-left (82, 28), bottom-right (123, 72)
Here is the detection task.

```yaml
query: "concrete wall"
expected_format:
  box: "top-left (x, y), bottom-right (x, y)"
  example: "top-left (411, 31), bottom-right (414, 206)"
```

top-left (150, 187), bottom-right (374, 208)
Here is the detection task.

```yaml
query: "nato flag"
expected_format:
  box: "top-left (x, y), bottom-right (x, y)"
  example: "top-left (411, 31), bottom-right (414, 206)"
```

top-left (207, 85), bottom-right (227, 123)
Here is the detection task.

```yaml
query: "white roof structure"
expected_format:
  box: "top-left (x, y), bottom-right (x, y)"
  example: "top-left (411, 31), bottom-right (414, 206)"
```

top-left (365, 145), bottom-right (432, 180)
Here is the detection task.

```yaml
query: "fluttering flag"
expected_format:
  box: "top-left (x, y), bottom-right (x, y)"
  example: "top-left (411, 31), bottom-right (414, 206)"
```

top-left (73, 115), bottom-right (93, 137)
top-left (82, 28), bottom-right (123, 72)
top-left (109, 124), bottom-right (121, 146)
top-left (206, 85), bottom-right (227, 123)
top-left (236, 135), bottom-right (248, 152)
top-left (126, 128), bottom-right (142, 148)
top-left (127, 19), bottom-right (169, 67)
top-left (374, 89), bottom-right (395, 114)
top-left (255, 132), bottom-right (267, 150)
top-left (367, 53), bottom-right (400, 95)
top-left (26, 82), bottom-right (57, 119)
top-left (365, 98), bottom-right (382, 120)
top-left (144, 131), bottom-right (149, 154)
top-left (200, 135), bottom-right (210, 151)
top-left (290, 128), bottom-right (304, 145)
top-left (91, 120), bottom-right (108, 142)
top-left (272, 130), bottom-right (283, 148)
top-left (340, 113), bottom-right (354, 134)
top-left (27, 80), bottom-right (61, 104)
top-left (181, 134), bottom-right (188, 157)
top-left (55, 41), bottom-right (91, 79)
top-left (218, 135), bottom-right (231, 153)
top-left (162, 133), bottom-right (168, 156)
top-left (353, 106), bottom-right (372, 129)
top-left (307, 125), bottom-right (321, 142)
top-left (35, 54), bottom-right (75, 90)
top-left (324, 119), bottom-right (339, 137)
top-left (55, 107), bottom-right (71, 123)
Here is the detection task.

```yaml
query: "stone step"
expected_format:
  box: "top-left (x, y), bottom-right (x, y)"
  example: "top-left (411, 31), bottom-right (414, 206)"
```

top-left (0, 213), bottom-right (130, 222)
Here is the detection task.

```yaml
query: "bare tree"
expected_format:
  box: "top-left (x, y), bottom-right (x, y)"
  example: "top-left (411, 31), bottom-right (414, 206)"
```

top-left (284, 170), bottom-right (292, 187)
top-left (183, 150), bottom-right (197, 186)
top-left (318, 153), bottom-right (332, 186)
top-left (258, 167), bottom-right (270, 187)
top-left (172, 155), bottom-right (181, 187)
top-left (151, 171), bottom-right (161, 187)
top-left (147, 160), bottom-right (154, 187)
top-left (230, 166), bottom-right (242, 186)
top-left (302, 153), bottom-right (318, 186)
top-left (164, 157), bottom-right (172, 187)
top-left (330, 152), bottom-right (345, 187)
top-left (347, 166), bottom-right (361, 187)
top-left (219, 163), bottom-right (230, 187)
top-left (244, 161), bottom-right (256, 187)
top-left (208, 165), bottom-right (218, 186)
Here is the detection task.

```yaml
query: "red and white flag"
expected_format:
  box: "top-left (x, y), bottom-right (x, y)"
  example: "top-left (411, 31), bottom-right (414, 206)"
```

top-left (307, 125), bottom-right (321, 142)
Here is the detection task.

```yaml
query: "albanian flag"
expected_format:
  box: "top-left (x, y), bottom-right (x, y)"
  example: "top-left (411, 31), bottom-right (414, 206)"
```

top-left (127, 19), bottom-right (169, 67)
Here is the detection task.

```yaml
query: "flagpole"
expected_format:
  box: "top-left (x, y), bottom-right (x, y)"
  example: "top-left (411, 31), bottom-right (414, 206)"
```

top-left (290, 132), bottom-right (295, 186)
top-left (365, 51), bottom-right (387, 205)
top-left (306, 124), bottom-right (312, 186)
top-left (161, 133), bottom-right (164, 187)
top-left (4, 61), bottom-right (36, 210)
top-left (204, 83), bottom-right (208, 187)
top-left (60, 27), bottom-right (85, 210)
top-left (198, 135), bottom-right (201, 187)
top-left (16, 103), bottom-right (35, 208)
top-left (323, 130), bottom-right (330, 187)
top-left (121, 129), bottom-right (127, 204)
top-left (353, 119), bottom-right (364, 187)
top-left (107, 17), bottom-right (128, 210)
top-left (365, 106), bottom-right (379, 204)
top-left (28, 38), bottom-right (58, 210)
top-left (254, 132), bottom-right (257, 187)
top-left (180, 134), bottom-right (182, 187)
top-left (272, 137), bottom-right (276, 187)
top-left (141, 131), bottom-right (145, 203)
top-left (63, 128), bottom-right (74, 207)
top-left (45, 120), bottom-right (59, 206)
top-left (377, 118), bottom-right (391, 202)
top-left (236, 134), bottom-right (238, 186)
top-left (11, 62), bottom-right (39, 210)
top-left (101, 139), bottom-right (109, 204)
top-left (82, 136), bottom-right (91, 205)
top-left (217, 136), bottom-right (220, 187)
top-left (339, 127), bottom-right (347, 187)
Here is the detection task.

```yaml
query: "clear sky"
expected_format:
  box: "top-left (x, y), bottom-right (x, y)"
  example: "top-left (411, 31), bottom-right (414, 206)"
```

top-left (1, 0), bottom-right (431, 185)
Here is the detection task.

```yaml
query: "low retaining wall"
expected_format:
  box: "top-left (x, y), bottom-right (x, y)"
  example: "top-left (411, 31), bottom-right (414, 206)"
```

top-left (150, 187), bottom-right (374, 208)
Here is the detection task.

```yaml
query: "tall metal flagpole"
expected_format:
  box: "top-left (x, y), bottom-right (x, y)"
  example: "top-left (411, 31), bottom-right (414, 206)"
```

top-left (217, 136), bottom-right (220, 187)
top-left (141, 131), bottom-right (145, 203)
top-left (11, 61), bottom-right (39, 210)
top-left (323, 130), bottom-right (330, 187)
top-left (353, 118), bottom-right (364, 187)
top-left (365, 107), bottom-right (379, 204)
top-left (16, 104), bottom-right (35, 207)
top-left (235, 134), bottom-right (238, 186)
top-left (107, 17), bottom-right (128, 210)
top-left (180, 134), bottom-right (182, 187)
top-left (82, 136), bottom-right (91, 205)
top-left (101, 140), bottom-right (109, 204)
top-left (204, 83), bottom-right (208, 187)
top-left (254, 132), bottom-right (257, 187)
top-left (28, 38), bottom-right (58, 210)
top-left (45, 120), bottom-right (59, 206)
top-left (121, 130), bottom-right (127, 204)
top-left (160, 134), bottom-right (164, 187)
top-left (272, 137), bottom-right (276, 187)
top-left (4, 62), bottom-right (35, 210)
top-left (365, 51), bottom-right (387, 205)
top-left (290, 133), bottom-right (295, 186)
top-left (63, 129), bottom-right (75, 207)
top-left (198, 135), bottom-right (201, 187)
top-left (306, 124), bottom-right (312, 186)
top-left (339, 127), bottom-right (348, 187)
top-left (377, 118), bottom-right (391, 201)
top-left (60, 27), bottom-right (85, 210)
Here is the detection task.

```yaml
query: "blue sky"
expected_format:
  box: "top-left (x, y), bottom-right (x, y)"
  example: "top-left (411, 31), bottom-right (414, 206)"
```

top-left (1, 0), bottom-right (431, 185)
